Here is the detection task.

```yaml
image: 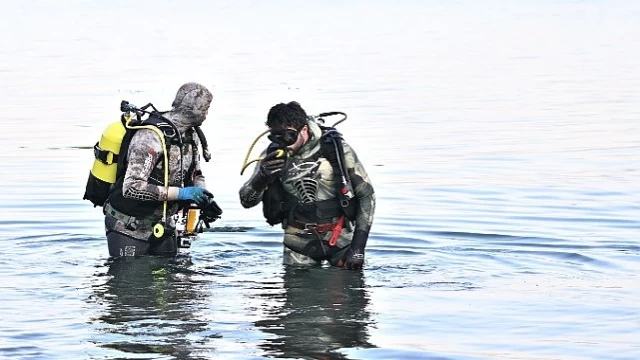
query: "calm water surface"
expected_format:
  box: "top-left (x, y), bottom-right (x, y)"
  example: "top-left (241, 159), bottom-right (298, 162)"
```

top-left (1, 1), bottom-right (639, 359)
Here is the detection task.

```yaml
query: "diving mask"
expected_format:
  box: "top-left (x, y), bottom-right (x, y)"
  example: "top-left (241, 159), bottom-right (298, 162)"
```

top-left (267, 128), bottom-right (299, 147)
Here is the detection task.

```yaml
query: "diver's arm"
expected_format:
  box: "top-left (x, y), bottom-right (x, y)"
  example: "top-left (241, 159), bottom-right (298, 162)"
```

top-left (339, 142), bottom-right (375, 269)
top-left (122, 130), bottom-right (181, 201)
top-left (239, 149), bottom-right (270, 208)
top-left (343, 142), bottom-right (376, 233)
top-left (238, 147), bottom-right (288, 208)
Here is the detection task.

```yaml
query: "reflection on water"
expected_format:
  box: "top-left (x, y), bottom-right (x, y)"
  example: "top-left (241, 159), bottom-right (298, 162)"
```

top-left (89, 255), bottom-right (220, 359)
top-left (1, 0), bottom-right (639, 358)
top-left (256, 266), bottom-right (375, 359)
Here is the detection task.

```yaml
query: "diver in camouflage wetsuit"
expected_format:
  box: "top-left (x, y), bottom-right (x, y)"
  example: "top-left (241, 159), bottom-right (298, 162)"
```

top-left (104, 82), bottom-right (215, 257)
top-left (239, 102), bottom-right (375, 269)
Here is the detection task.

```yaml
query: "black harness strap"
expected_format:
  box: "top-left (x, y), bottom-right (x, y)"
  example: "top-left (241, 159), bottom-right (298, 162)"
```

top-left (115, 113), bottom-right (182, 184)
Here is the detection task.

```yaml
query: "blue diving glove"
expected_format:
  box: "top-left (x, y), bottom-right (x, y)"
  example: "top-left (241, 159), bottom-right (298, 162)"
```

top-left (178, 187), bottom-right (212, 207)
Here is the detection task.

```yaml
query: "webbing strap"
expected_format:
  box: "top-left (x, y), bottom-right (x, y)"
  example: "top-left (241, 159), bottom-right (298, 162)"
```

top-left (93, 142), bottom-right (118, 165)
top-left (104, 203), bottom-right (135, 225)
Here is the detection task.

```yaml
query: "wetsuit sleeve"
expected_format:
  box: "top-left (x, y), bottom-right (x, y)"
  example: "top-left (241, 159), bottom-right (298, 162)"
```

top-left (238, 148), bottom-right (269, 208)
top-left (191, 137), bottom-right (207, 188)
top-left (342, 142), bottom-right (376, 232)
top-left (122, 129), bottom-right (171, 201)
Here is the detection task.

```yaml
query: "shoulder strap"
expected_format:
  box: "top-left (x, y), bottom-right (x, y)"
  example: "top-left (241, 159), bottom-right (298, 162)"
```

top-left (185, 128), bottom-right (199, 185)
top-left (319, 126), bottom-right (355, 211)
top-left (114, 113), bottom-right (180, 184)
top-left (144, 113), bottom-right (182, 146)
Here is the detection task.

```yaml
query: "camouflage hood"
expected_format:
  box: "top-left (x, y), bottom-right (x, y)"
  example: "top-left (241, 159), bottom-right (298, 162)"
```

top-left (166, 82), bottom-right (213, 132)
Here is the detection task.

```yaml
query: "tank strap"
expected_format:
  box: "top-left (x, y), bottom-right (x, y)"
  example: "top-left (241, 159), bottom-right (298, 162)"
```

top-left (93, 142), bottom-right (119, 165)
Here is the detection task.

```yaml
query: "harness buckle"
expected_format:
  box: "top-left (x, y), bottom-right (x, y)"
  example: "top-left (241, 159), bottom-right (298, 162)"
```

top-left (304, 223), bottom-right (318, 231)
top-left (125, 220), bottom-right (138, 231)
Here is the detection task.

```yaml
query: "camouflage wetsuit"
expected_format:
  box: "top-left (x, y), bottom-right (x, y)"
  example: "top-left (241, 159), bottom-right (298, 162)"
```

top-left (104, 82), bottom-right (213, 257)
top-left (239, 119), bottom-right (376, 266)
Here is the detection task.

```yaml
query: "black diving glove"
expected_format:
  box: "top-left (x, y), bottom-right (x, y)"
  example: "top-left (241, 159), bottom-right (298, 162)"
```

top-left (200, 197), bottom-right (223, 228)
top-left (341, 229), bottom-right (369, 270)
top-left (251, 151), bottom-right (286, 190)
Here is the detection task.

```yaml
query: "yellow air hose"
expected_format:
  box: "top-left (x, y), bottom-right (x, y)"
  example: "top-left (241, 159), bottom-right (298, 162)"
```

top-left (239, 111), bottom-right (348, 176)
top-left (240, 130), bottom-right (286, 175)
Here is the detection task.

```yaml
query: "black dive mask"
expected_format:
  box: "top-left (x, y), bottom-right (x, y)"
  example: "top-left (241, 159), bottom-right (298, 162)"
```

top-left (268, 128), bottom-right (299, 147)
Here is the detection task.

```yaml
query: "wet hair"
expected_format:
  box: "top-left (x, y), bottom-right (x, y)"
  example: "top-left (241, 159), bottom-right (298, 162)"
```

top-left (266, 101), bottom-right (308, 129)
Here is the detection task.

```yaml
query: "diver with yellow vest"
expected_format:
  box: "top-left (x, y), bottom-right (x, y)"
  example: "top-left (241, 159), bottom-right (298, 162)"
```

top-left (84, 82), bottom-right (222, 257)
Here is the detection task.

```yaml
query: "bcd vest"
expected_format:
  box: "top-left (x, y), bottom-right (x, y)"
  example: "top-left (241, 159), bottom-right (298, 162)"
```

top-left (262, 126), bottom-right (357, 226)
top-left (84, 112), bottom-right (197, 218)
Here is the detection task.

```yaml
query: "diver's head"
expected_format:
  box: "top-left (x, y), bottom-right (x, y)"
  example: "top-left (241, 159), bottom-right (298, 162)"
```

top-left (171, 82), bottom-right (213, 126)
top-left (266, 101), bottom-right (310, 152)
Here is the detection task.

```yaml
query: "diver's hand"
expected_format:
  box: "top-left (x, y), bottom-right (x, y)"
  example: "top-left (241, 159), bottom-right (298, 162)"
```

top-left (178, 187), bottom-right (212, 207)
top-left (341, 247), bottom-right (365, 270)
top-left (200, 197), bottom-right (223, 228)
top-left (339, 229), bottom-right (369, 270)
top-left (251, 151), bottom-right (285, 190)
top-left (259, 151), bottom-right (286, 179)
